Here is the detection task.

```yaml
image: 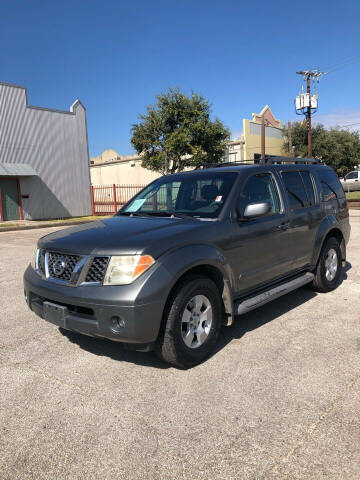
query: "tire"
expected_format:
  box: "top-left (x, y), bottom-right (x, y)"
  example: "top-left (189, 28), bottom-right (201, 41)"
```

top-left (155, 275), bottom-right (223, 368)
top-left (311, 237), bottom-right (343, 293)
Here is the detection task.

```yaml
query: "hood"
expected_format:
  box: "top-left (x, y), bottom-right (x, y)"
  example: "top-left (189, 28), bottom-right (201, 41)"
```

top-left (38, 216), bottom-right (210, 257)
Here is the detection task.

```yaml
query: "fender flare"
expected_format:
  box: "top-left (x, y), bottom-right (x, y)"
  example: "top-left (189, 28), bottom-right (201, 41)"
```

top-left (311, 215), bottom-right (345, 267)
top-left (158, 244), bottom-right (236, 326)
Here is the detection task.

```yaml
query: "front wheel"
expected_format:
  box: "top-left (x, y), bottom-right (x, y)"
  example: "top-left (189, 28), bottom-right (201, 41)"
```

top-left (155, 276), bottom-right (223, 368)
top-left (311, 237), bottom-right (343, 293)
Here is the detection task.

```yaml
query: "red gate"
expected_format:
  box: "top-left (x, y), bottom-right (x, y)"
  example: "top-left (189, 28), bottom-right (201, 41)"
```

top-left (90, 184), bottom-right (146, 216)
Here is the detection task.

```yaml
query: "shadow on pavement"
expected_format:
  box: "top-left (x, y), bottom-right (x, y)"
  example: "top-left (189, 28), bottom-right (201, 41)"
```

top-left (59, 329), bottom-right (170, 369)
top-left (60, 262), bottom-right (352, 369)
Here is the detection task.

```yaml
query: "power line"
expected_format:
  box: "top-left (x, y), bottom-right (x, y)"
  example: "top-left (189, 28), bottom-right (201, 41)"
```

top-left (324, 54), bottom-right (359, 71)
top-left (337, 122), bottom-right (360, 128)
top-left (325, 54), bottom-right (360, 75)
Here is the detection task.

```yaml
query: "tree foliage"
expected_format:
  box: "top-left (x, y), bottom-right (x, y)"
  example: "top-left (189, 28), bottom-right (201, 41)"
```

top-left (282, 121), bottom-right (360, 175)
top-left (131, 88), bottom-right (230, 174)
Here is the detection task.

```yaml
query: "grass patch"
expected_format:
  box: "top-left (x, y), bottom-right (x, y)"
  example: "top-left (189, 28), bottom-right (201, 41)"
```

top-left (0, 215), bottom-right (112, 228)
top-left (51, 215), bottom-right (112, 223)
top-left (345, 191), bottom-right (360, 200)
top-left (0, 223), bottom-right (18, 228)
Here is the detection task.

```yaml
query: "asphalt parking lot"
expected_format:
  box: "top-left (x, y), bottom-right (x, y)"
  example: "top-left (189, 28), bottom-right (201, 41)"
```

top-left (0, 214), bottom-right (359, 480)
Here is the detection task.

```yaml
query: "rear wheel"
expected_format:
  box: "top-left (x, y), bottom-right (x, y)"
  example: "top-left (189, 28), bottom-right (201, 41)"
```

top-left (155, 276), bottom-right (223, 368)
top-left (311, 237), bottom-right (342, 292)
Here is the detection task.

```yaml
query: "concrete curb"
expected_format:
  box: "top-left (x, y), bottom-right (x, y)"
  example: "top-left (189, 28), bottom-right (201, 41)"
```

top-left (0, 219), bottom-right (94, 233)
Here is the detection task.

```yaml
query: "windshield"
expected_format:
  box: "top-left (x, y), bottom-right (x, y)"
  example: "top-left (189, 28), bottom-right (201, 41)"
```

top-left (120, 171), bottom-right (237, 218)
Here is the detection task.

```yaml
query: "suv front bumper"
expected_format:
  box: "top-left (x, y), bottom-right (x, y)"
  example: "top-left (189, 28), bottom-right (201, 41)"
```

top-left (23, 265), bottom-right (167, 348)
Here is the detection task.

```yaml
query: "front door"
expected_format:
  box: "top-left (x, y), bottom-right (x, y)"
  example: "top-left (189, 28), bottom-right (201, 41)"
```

top-left (227, 171), bottom-right (294, 296)
top-left (0, 178), bottom-right (20, 221)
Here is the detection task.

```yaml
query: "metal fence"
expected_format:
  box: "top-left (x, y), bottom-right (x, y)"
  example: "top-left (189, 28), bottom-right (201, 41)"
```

top-left (90, 184), bottom-right (146, 215)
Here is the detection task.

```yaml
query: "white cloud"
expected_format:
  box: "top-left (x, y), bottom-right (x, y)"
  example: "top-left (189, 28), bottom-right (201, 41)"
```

top-left (230, 129), bottom-right (243, 140)
top-left (312, 109), bottom-right (360, 131)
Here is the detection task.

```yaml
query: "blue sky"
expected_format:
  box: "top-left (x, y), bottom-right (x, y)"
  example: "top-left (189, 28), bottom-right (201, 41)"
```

top-left (1, 0), bottom-right (360, 157)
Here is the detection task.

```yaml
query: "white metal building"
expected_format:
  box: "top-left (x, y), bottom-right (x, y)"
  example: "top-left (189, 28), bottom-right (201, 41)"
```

top-left (0, 81), bottom-right (91, 220)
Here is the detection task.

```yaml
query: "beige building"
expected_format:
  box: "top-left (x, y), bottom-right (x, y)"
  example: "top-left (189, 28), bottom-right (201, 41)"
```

top-left (90, 106), bottom-right (285, 186)
top-left (224, 105), bottom-right (284, 162)
top-left (90, 150), bottom-right (160, 186)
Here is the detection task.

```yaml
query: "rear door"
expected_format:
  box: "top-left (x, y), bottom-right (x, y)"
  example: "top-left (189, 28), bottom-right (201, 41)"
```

top-left (280, 170), bottom-right (320, 269)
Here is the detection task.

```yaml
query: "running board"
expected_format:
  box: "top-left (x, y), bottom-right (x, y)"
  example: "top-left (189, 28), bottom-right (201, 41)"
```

top-left (234, 272), bottom-right (314, 316)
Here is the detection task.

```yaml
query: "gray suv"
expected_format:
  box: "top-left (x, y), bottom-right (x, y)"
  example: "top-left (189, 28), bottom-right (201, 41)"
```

top-left (24, 158), bottom-right (350, 368)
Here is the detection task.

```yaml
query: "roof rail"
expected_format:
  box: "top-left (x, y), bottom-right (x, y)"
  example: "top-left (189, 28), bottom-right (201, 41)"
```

top-left (260, 156), bottom-right (319, 165)
top-left (198, 161), bottom-right (254, 169)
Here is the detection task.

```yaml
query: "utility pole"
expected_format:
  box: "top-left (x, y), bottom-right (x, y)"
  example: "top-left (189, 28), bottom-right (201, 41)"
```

top-left (295, 70), bottom-right (326, 158)
top-left (288, 121), bottom-right (293, 157)
top-left (164, 150), bottom-right (168, 175)
top-left (261, 115), bottom-right (266, 159)
top-left (306, 75), bottom-right (312, 157)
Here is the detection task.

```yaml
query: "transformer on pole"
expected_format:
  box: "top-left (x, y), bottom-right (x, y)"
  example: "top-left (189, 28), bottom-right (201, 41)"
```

top-left (295, 70), bottom-right (327, 157)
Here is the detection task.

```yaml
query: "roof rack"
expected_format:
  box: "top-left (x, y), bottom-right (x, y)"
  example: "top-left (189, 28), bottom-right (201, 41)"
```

top-left (260, 156), bottom-right (319, 165)
top-left (197, 157), bottom-right (320, 170)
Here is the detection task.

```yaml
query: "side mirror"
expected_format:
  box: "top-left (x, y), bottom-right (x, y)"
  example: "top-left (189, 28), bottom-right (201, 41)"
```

top-left (243, 201), bottom-right (271, 219)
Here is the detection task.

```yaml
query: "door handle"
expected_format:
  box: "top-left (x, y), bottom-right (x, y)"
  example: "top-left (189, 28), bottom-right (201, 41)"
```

top-left (276, 222), bottom-right (290, 231)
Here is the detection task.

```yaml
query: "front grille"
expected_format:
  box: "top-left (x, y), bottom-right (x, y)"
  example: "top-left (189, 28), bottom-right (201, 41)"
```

top-left (47, 252), bottom-right (81, 281)
top-left (85, 256), bottom-right (109, 283)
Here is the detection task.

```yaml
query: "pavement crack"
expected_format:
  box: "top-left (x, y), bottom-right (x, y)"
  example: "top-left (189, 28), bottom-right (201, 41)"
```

top-left (264, 373), bottom-right (360, 479)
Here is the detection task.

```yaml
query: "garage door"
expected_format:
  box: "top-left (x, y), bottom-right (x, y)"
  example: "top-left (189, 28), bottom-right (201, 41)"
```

top-left (0, 178), bottom-right (20, 221)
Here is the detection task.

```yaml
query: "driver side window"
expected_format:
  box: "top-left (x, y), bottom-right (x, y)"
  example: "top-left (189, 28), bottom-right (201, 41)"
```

top-left (238, 173), bottom-right (281, 216)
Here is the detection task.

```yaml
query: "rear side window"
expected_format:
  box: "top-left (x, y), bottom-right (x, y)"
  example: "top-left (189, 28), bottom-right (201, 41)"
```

top-left (345, 172), bottom-right (356, 180)
top-left (300, 171), bottom-right (316, 206)
top-left (281, 171), bottom-right (308, 210)
top-left (345, 171), bottom-right (359, 180)
top-left (318, 168), bottom-right (344, 201)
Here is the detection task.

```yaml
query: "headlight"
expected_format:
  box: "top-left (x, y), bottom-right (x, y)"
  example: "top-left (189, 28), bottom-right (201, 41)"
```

top-left (103, 255), bottom-right (155, 285)
top-left (31, 247), bottom-right (39, 270)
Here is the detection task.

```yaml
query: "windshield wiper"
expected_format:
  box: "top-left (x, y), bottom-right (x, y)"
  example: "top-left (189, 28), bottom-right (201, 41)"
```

top-left (117, 211), bottom-right (151, 217)
top-left (142, 211), bottom-right (198, 220)
top-left (170, 212), bottom-right (199, 220)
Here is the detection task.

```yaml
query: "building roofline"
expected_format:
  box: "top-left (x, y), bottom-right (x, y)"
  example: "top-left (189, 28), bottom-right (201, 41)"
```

top-left (90, 156), bottom-right (142, 168)
top-left (0, 81), bottom-right (85, 116)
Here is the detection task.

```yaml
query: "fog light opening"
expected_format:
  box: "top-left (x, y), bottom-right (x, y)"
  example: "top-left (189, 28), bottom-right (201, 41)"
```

top-left (110, 315), bottom-right (125, 333)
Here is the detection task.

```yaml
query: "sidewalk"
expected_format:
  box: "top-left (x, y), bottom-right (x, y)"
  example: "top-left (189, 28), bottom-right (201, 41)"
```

top-left (0, 216), bottom-right (111, 232)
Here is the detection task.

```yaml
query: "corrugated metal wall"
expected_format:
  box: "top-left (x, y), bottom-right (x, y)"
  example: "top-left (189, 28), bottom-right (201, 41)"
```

top-left (0, 82), bottom-right (91, 219)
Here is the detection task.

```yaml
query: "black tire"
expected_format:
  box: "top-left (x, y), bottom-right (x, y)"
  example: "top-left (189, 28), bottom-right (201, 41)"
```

top-left (311, 237), bottom-right (342, 293)
top-left (155, 275), bottom-right (223, 368)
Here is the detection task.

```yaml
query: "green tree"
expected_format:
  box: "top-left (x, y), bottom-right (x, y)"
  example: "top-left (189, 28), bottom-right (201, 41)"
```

top-left (131, 88), bottom-right (230, 174)
top-left (282, 121), bottom-right (360, 175)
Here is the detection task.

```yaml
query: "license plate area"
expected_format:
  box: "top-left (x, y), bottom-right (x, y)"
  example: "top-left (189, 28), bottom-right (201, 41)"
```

top-left (43, 301), bottom-right (67, 327)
